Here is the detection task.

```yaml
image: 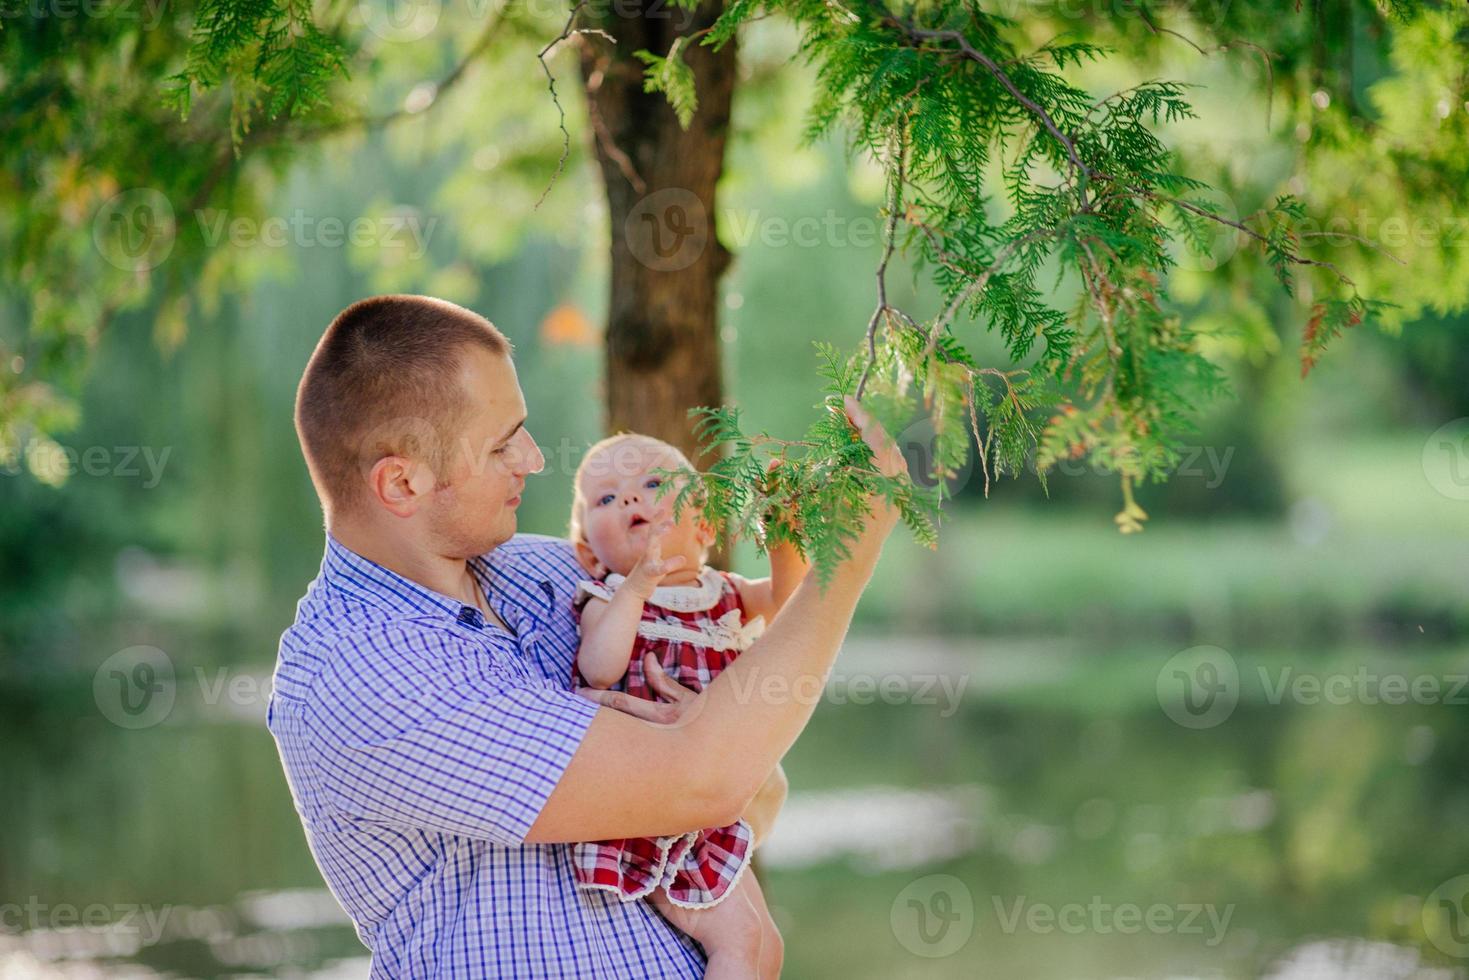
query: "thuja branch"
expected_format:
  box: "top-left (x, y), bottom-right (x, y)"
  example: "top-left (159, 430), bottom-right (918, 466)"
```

top-left (628, 0), bottom-right (1395, 563)
top-left (179, 3), bottom-right (515, 210)
top-left (884, 13), bottom-right (1095, 208)
top-left (922, 221), bottom-right (1070, 367)
top-left (854, 135), bottom-right (906, 401)
top-left (1136, 186), bottom-right (1356, 286)
top-left (1136, 5), bottom-right (1278, 127)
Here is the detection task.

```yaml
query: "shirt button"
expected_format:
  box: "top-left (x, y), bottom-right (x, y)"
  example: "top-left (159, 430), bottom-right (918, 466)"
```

top-left (458, 606), bottom-right (482, 627)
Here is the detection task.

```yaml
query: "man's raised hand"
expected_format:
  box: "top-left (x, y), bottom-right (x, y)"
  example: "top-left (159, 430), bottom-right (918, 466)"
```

top-left (843, 394), bottom-right (907, 480)
top-left (841, 394), bottom-right (908, 541)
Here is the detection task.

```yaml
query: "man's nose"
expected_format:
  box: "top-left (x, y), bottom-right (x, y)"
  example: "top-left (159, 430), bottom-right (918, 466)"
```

top-left (513, 429), bottom-right (545, 475)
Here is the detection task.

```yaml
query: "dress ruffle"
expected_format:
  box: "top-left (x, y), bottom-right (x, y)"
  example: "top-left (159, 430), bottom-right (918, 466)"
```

top-left (572, 818), bottom-right (754, 909)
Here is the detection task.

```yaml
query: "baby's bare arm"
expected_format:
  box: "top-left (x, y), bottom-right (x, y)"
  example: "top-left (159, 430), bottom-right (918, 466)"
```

top-left (577, 525), bottom-right (689, 688)
top-left (767, 539), bottom-right (811, 614)
top-left (733, 540), bottom-right (812, 624)
top-left (575, 591), bottom-right (645, 689)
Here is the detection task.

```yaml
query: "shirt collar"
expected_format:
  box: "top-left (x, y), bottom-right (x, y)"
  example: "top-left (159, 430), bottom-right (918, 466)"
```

top-left (321, 534), bottom-right (477, 623)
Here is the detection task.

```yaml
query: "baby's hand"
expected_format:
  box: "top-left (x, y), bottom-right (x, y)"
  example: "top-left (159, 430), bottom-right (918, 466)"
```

top-left (622, 522), bottom-right (688, 600)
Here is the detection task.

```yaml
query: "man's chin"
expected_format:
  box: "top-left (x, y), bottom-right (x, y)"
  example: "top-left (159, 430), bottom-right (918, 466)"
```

top-left (483, 515), bottom-right (517, 552)
top-left (445, 521), bottom-right (516, 561)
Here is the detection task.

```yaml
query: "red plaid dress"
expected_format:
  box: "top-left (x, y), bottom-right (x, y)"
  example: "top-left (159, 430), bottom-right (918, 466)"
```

top-left (571, 566), bottom-right (766, 909)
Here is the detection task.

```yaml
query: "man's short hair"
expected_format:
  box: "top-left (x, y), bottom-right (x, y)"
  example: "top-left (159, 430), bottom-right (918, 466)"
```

top-left (295, 295), bottom-right (511, 517)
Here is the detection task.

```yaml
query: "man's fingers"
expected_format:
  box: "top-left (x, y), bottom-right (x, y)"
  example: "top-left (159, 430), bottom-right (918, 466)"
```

top-left (578, 661), bottom-right (703, 730)
top-left (843, 394), bottom-right (907, 479)
top-left (643, 652), bottom-right (696, 703)
top-left (576, 687), bottom-right (674, 723)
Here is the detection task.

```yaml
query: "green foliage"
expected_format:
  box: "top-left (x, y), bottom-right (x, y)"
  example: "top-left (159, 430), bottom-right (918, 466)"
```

top-left (657, 364), bottom-right (942, 587)
top-left (167, 0), bottom-right (348, 123)
top-left (1300, 295), bottom-right (1394, 378)
top-left (162, 0), bottom-right (345, 132)
top-left (0, 0), bottom-right (583, 485)
top-left (635, 38), bottom-right (699, 129)
top-left (647, 0), bottom-right (1439, 536)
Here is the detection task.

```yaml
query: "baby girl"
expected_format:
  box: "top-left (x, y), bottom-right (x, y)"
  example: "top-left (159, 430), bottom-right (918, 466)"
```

top-left (568, 433), bottom-right (808, 979)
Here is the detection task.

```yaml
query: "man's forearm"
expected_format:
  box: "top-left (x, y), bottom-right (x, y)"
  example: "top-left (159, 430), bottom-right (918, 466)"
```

top-left (684, 527), bottom-right (887, 812)
top-left (529, 523), bottom-right (891, 845)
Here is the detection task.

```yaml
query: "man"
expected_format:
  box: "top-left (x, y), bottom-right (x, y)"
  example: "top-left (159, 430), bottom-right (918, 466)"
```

top-left (268, 295), bottom-right (904, 977)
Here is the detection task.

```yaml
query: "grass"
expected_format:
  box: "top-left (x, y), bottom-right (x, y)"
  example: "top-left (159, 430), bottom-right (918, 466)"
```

top-left (845, 506), bottom-right (1463, 644)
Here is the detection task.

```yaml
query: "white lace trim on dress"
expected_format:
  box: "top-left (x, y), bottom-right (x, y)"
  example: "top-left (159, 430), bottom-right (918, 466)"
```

top-left (602, 566), bottom-right (726, 612)
top-left (635, 609), bottom-right (766, 653)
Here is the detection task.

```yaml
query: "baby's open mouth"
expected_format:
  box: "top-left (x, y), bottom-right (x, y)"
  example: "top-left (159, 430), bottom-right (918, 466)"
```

top-left (629, 515), bottom-right (649, 529)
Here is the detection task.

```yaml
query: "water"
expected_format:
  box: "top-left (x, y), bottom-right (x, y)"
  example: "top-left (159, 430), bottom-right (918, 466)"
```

top-left (4, 637), bottom-right (1468, 978)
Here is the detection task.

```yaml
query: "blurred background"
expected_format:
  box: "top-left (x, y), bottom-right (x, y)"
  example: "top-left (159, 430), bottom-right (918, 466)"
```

top-left (4, 2), bottom-right (1469, 977)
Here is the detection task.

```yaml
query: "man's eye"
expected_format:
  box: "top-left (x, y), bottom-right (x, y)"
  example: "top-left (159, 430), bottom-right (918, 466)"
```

top-left (597, 493), bottom-right (615, 506)
top-left (493, 445), bottom-right (510, 456)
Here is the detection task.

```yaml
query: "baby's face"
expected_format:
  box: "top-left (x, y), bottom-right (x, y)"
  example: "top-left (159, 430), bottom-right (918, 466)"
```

top-left (575, 442), bottom-right (710, 580)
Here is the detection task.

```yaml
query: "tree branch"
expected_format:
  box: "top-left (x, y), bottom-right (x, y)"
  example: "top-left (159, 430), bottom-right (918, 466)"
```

top-left (854, 133), bottom-right (906, 401)
top-left (882, 11), bottom-right (1094, 207)
top-left (1144, 187), bottom-right (1357, 285)
top-left (923, 221), bottom-right (1069, 365)
top-left (186, 7), bottom-right (511, 212)
top-left (534, 0), bottom-right (593, 209)
top-left (1137, 6), bottom-right (1277, 130)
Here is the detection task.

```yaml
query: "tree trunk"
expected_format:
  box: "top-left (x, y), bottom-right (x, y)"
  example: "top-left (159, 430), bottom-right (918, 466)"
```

top-left (577, 0), bottom-right (737, 469)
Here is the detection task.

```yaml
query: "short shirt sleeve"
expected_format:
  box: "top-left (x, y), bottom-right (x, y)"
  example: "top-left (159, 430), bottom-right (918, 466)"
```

top-left (308, 625), bottom-right (600, 845)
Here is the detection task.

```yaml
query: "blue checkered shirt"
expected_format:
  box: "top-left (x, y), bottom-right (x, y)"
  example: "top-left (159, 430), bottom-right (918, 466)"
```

top-left (268, 533), bottom-right (706, 978)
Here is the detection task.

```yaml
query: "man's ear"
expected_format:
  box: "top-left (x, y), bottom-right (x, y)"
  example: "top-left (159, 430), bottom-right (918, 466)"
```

top-left (574, 540), bottom-right (606, 578)
top-left (368, 455), bottom-right (433, 518)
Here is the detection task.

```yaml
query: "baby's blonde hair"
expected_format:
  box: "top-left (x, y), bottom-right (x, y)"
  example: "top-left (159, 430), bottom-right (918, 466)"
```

top-left (567, 433), bottom-right (697, 547)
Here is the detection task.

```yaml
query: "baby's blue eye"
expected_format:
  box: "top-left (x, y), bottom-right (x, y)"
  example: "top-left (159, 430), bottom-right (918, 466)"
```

top-left (645, 478), bottom-right (662, 490)
top-left (597, 493), bottom-right (615, 506)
